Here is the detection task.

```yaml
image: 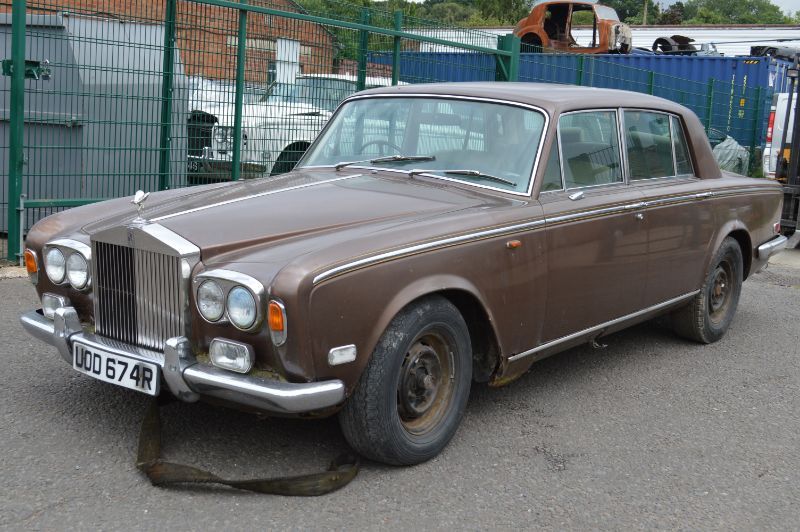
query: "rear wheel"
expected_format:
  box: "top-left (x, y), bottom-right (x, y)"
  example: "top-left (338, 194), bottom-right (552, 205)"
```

top-left (339, 296), bottom-right (472, 465)
top-left (672, 237), bottom-right (743, 343)
top-left (270, 142), bottom-right (310, 176)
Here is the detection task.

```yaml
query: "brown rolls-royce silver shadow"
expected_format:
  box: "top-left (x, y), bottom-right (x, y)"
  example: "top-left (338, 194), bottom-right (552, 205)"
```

top-left (21, 83), bottom-right (788, 465)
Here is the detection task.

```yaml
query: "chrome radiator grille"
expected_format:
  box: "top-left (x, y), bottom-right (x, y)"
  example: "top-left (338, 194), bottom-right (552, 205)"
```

top-left (94, 241), bottom-right (183, 351)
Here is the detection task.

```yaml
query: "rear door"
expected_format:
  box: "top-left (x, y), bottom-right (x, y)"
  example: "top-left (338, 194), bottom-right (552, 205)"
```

top-left (540, 109), bottom-right (648, 342)
top-left (623, 110), bottom-right (715, 306)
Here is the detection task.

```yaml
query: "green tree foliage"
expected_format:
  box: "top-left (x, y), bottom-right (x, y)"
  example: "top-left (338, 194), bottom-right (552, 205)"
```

top-left (657, 1), bottom-right (685, 25)
top-left (602, 0), bottom-right (659, 23)
top-left (682, 0), bottom-right (789, 24)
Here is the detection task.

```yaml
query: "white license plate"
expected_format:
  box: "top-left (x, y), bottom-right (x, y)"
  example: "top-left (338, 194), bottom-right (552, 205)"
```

top-left (72, 342), bottom-right (160, 396)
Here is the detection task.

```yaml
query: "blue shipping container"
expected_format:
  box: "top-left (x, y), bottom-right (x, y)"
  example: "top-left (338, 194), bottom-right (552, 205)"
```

top-left (368, 51), bottom-right (791, 147)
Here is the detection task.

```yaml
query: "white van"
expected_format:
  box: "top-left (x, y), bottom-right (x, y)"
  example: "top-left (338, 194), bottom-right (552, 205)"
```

top-left (763, 92), bottom-right (795, 178)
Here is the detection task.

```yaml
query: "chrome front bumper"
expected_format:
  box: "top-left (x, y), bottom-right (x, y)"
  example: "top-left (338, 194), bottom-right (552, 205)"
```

top-left (20, 307), bottom-right (345, 415)
top-left (757, 235), bottom-right (789, 260)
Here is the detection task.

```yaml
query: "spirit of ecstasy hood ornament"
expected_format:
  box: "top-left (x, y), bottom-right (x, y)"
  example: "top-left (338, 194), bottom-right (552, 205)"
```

top-left (131, 190), bottom-right (151, 221)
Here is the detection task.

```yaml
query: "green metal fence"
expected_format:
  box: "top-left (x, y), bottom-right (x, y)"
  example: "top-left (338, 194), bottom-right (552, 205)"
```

top-left (2, 0), bottom-right (774, 262)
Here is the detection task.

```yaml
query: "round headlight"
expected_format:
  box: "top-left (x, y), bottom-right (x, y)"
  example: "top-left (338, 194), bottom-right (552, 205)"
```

top-left (227, 286), bottom-right (257, 330)
top-left (44, 247), bottom-right (66, 284)
top-left (197, 280), bottom-right (224, 322)
top-left (213, 127), bottom-right (227, 145)
top-left (66, 253), bottom-right (89, 289)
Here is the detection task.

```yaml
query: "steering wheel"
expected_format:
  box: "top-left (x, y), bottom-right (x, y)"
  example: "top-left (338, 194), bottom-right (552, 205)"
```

top-left (357, 140), bottom-right (402, 156)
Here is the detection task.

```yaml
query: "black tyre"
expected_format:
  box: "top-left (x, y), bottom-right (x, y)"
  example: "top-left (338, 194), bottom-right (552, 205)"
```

top-left (672, 237), bottom-right (743, 343)
top-left (270, 143), bottom-right (309, 176)
top-left (339, 296), bottom-right (472, 465)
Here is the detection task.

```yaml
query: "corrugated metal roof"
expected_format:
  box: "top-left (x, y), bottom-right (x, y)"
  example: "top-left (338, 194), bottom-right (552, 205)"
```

top-left (409, 25), bottom-right (800, 57)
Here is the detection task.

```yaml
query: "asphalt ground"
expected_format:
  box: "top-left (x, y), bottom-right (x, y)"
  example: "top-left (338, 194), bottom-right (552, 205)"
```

top-left (1, 263), bottom-right (799, 530)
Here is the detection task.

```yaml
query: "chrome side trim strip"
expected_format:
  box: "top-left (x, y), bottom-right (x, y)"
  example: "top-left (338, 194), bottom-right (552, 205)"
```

top-left (313, 218), bottom-right (546, 284)
top-left (508, 290), bottom-right (700, 362)
top-left (313, 185), bottom-right (780, 285)
top-left (152, 174), bottom-right (362, 222)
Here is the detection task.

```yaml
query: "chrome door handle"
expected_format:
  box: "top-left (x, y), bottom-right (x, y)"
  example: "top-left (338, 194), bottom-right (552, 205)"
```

top-left (634, 213), bottom-right (644, 221)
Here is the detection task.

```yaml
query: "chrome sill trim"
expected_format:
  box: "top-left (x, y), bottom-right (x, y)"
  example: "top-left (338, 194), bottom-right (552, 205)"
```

top-left (152, 174), bottom-right (362, 222)
top-left (508, 290), bottom-right (699, 362)
top-left (313, 218), bottom-right (546, 284)
top-left (757, 234), bottom-right (788, 259)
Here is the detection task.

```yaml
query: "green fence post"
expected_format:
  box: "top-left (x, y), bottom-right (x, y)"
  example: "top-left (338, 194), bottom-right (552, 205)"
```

top-left (495, 34), bottom-right (520, 82)
top-left (231, 0), bottom-right (248, 182)
top-left (7, 0), bottom-right (26, 260)
top-left (704, 79), bottom-right (715, 133)
top-left (158, 0), bottom-right (177, 191)
top-left (648, 71), bottom-right (655, 95)
top-left (357, 8), bottom-right (370, 91)
top-left (576, 55), bottom-right (585, 86)
top-left (391, 10), bottom-right (403, 86)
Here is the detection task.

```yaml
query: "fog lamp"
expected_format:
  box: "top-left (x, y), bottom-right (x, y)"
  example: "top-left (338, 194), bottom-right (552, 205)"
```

top-left (209, 338), bottom-right (254, 374)
top-left (328, 344), bottom-right (357, 366)
top-left (42, 293), bottom-right (70, 320)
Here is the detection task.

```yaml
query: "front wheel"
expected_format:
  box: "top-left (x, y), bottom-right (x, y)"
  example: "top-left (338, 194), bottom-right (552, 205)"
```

top-left (339, 296), bottom-right (472, 465)
top-left (672, 236), bottom-right (743, 343)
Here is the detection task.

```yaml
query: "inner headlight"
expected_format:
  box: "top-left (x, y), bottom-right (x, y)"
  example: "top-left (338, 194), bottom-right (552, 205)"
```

top-left (213, 126), bottom-right (228, 146)
top-left (227, 286), bottom-right (256, 330)
top-left (66, 253), bottom-right (89, 289)
top-left (44, 247), bottom-right (66, 284)
top-left (197, 279), bottom-right (224, 322)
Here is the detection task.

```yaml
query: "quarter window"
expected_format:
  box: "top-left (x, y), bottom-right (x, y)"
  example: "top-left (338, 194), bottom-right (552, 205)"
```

top-left (541, 140), bottom-right (563, 191)
top-left (558, 111), bottom-right (622, 188)
top-left (624, 111), bottom-right (674, 180)
top-left (671, 116), bottom-right (693, 175)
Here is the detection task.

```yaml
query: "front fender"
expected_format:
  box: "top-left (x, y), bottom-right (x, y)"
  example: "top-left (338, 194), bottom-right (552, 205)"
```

top-left (308, 270), bottom-right (501, 394)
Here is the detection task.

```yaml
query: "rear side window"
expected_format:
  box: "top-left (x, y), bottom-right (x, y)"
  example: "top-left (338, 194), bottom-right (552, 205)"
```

top-left (558, 111), bottom-right (622, 188)
top-left (671, 116), bottom-right (693, 175)
top-left (624, 111), bottom-right (674, 180)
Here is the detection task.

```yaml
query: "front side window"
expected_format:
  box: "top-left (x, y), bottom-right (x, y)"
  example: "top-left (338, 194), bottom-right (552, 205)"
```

top-left (302, 97), bottom-right (546, 194)
top-left (558, 111), bottom-right (622, 188)
top-left (624, 111), bottom-right (675, 180)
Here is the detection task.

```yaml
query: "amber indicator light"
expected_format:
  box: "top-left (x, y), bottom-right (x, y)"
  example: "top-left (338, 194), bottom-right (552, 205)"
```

top-left (506, 240), bottom-right (522, 249)
top-left (268, 301), bottom-right (285, 331)
top-left (24, 249), bottom-right (37, 274)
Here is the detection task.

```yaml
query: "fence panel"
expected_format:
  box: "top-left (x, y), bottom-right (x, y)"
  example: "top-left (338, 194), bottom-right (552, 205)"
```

top-left (4, 0), bottom-right (779, 260)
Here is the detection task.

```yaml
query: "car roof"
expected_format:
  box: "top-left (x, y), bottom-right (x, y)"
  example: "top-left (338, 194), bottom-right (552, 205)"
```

top-left (355, 82), bottom-right (688, 116)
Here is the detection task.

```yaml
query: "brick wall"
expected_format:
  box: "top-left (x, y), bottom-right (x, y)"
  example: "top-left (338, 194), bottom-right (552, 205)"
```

top-left (19, 0), bottom-right (338, 82)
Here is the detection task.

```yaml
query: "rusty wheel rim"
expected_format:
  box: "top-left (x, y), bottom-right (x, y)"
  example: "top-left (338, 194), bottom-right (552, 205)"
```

top-left (397, 331), bottom-right (455, 436)
top-left (708, 261), bottom-right (732, 323)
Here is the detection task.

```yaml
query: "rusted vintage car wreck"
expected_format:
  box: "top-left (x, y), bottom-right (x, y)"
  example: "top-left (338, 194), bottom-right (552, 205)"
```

top-left (515, 0), bottom-right (632, 53)
top-left (21, 83), bottom-right (786, 465)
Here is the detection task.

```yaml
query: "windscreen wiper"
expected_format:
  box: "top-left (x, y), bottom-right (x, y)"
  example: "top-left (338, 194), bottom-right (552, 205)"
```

top-left (408, 168), bottom-right (517, 187)
top-left (334, 155), bottom-right (435, 171)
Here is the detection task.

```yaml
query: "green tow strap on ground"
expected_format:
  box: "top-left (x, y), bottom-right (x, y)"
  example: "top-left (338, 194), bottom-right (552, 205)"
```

top-left (136, 399), bottom-right (360, 496)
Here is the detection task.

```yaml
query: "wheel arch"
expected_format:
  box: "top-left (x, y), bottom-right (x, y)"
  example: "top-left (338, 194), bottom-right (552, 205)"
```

top-left (726, 229), bottom-right (752, 280)
top-left (271, 141), bottom-right (313, 175)
top-left (370, 276), bottom-right (503, 384)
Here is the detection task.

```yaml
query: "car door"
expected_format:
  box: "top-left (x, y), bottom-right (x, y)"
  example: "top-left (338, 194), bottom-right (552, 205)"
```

top-left (539, 109), bottom-right (648, 343)
top-left (623, 111), bottom-right (715, 306)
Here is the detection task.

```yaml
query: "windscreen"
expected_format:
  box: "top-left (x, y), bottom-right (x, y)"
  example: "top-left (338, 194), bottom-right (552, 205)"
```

top-left (301, 97), bottom-right (547, 194)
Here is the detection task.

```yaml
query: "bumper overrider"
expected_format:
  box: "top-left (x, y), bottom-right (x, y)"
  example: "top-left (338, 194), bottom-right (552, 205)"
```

top-left (20, 306), bottom-right (345, 415)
